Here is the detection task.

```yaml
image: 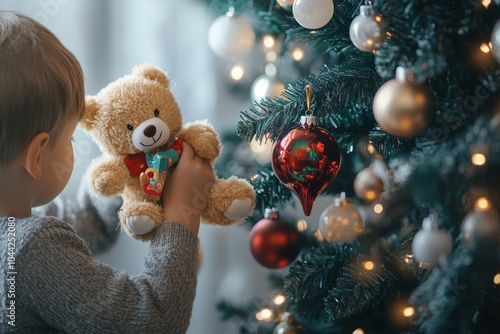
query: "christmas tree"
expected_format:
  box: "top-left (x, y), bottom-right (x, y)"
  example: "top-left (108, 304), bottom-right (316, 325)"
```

top-left (203, 0), bottom-right (500, 333)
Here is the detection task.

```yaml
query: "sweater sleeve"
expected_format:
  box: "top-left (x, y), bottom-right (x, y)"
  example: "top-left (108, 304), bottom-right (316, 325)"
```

top-left (32, 171), bottom-right (123, 254)
top-left (16, 218), bottom-right (198, 334)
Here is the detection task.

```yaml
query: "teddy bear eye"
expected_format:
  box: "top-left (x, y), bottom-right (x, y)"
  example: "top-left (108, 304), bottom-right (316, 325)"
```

top-left (126, 124), bottom-right (134, 131)
top-left (154, 109), bottom-right (160, 117)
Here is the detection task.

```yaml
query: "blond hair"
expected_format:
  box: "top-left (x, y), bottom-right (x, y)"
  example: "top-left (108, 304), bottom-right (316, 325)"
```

top-left (0, 11), bottom-right (84, 169)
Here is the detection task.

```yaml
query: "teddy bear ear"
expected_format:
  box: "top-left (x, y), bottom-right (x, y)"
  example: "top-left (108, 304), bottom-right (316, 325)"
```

top-left (79, 96), bottom-right (99, 132)
top-left (132, 63), bottom-right (170, 88)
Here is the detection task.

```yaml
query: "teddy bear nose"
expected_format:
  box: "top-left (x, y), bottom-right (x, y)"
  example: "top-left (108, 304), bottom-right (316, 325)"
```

top-left (143, 125), bottom-right (157, 138)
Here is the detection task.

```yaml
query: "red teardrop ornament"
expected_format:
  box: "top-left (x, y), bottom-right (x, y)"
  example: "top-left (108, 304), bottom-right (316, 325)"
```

top-left (272, 116), bottom-right (342, 215)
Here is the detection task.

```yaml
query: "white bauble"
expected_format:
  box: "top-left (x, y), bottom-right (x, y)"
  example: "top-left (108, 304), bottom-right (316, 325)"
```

top-left (412, 215), bottom-right (452, 268)
top-left (208, 10), bottom-right (255, 58)
top-left (292, 0), bottom-right (334, 30)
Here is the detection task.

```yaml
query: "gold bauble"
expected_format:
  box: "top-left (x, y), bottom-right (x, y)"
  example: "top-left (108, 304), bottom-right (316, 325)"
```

top-left (354, 167), bottom-right (384, 202)
top-left (373, 67), bottom-right (434, 137)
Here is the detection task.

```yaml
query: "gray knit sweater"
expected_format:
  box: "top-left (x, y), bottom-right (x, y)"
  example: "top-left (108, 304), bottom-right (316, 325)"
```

top-left (0, 178), bottom-right (199, 334)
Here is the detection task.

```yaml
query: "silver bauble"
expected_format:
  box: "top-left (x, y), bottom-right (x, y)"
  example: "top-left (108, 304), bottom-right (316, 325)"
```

top-left (461, 208), bottom-right (500, 246)
top-left (349, 5), bottom-right (387, 52)
top-left (412, 215), bottom-right (452, 268)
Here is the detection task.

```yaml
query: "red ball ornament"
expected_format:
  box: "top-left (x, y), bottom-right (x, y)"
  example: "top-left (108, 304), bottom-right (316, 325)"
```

top-left (249, 208), bottom-right (301, 269)
top-left (272, 114), bottom-right (341, 216)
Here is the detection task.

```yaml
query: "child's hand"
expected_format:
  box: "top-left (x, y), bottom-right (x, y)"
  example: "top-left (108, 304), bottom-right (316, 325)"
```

top-left (162, 142), bottom-right (215, 235)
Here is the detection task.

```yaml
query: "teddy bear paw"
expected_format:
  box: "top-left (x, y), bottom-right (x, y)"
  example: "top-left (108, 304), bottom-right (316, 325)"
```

top-left (126, 215), bottom-right (156, 235)
top-left (224, 198), bottom-right (254, 220)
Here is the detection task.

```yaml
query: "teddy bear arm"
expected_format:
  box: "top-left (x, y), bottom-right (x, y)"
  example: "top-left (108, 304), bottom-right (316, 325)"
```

top-left (89, 158), bottom-right (130, 197)
top-left (178, 122), bottom-right (221, 162)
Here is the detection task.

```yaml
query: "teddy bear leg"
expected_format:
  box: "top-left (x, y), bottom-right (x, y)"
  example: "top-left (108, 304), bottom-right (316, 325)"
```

top-left (119, 200), bottom-right (163, 241)
top-left (201, 176), bottom-right (255, 226)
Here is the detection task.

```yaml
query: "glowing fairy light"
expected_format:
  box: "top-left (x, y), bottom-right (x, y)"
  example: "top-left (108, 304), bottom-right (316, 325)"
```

top-left (230, 65), bottom-right (245, 81)
top-left (263, 35), bottom-right (276, 48)
top-left (475, 197), bottom-right (491, 211)
top-left (480, 43), bottom-right (491, 53)
top-left (363, 261), bottom-right (374, 270)
top-left (291, 47), bottom-right (305, 61)
top-left (297, 219), bottom-right (308, 232)
top-left (255, 308), bottom-right (273, 321)
top-left (273, 294), bottom-right (286, 305)
top-left (471, 153), bottom-right (487, 166)
top-left (373, 204), bottom-right (384, 214)
top-left (403, 306), bottom-right (415, 317)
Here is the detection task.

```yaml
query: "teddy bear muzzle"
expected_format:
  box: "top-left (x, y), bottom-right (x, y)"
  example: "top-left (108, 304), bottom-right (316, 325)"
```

top-left (132, 117), bottom-right (170, 152)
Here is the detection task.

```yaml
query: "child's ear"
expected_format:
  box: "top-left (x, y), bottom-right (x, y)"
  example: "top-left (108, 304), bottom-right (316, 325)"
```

top-left (79, 96), bottom-right (99, 132)
top-left (22, 132), bottom-right (49, 180)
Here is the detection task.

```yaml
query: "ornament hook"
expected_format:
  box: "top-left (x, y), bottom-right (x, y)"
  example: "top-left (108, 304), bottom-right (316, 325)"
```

top-left (305, 85), bottom-right (313, 116)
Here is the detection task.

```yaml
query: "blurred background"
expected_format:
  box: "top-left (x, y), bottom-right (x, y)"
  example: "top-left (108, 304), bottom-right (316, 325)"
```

top-left (0, 1), bottom-right (324, 332)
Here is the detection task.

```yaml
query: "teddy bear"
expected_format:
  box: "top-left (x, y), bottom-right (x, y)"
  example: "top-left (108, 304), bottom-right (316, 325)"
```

top-left (80, 63), bottom-right (256, 241)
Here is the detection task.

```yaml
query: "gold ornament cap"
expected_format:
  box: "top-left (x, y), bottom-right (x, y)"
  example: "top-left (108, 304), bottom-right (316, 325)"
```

top-left (301, 84), bottom-right (318, 126)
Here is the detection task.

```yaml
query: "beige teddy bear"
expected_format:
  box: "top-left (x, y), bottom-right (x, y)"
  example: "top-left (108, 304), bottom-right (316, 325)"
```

top-left (80, 64), bottom-right (255, 241)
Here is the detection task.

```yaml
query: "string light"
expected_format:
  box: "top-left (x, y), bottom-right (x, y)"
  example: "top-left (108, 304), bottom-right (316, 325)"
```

top-left (494, 273), bottom-right (500, 285)
top-left (230, 65), bottom-right (245, 81)
top-left (403, 306), bottom-right (415, 317)
top-left (255, 308), bottom-right (273, 321)
top-left (273, 294), bottom-right (286, 305)
top-left (265, 51), bottom-right (277, 62)
top-left (482, 0), bottom-right (491, 8)
top-left (480, 43), bottom-right (491, 53)
top-left (475, 197), bottom-right (491, 211)
top-left (363, 261), bottom-right (374, 270)
top-left (263, 35), bottom-right (276, 48)
top-left (352, 329), bottom-right (365, 334)
top-left (291, 47), bottom-right (305, 61)
top-left (297, 219), bottom-right (308, 232)
top-left (471, 153), bottom-right (487, 166)
top-left (315, 228), bottom-right (324, 241)
top-left (404, 254), bottom-right (413, 263)
top-left (373, 204), bottom-right (384, 214)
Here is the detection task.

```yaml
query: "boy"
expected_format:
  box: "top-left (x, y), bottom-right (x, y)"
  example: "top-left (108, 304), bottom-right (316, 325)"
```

top-left (0, 11), bottom-right (214, 333)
